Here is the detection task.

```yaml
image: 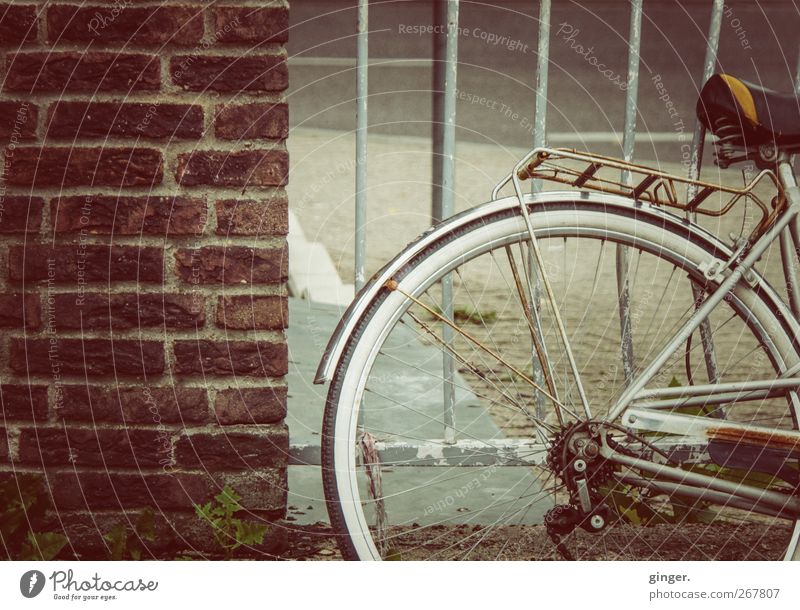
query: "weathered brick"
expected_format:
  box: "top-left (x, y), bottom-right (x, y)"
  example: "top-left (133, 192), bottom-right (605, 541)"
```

top-left (0, 196), bottom-right (43, 234)
top-left (10, 338), bottom-right (165, 377)
top-left (215, 198), bottom-right (288, 236)
top-left (174, 245), bottom-right (287, 284)
top-left (18, 426), bottom-right (171, 468)
top-left (173, 340), bottom-right (288, 377)
top-left (5, 52), bottom-right (160, 93)
top-left (0, 3), bottom-right (37, 45)
top-left (213, 6), bottom-right (289, 43)
top-left (0, 293), bottom-right (40, 329)
top-left (58, 385), bottom-right (208, 424)
top-left (174, 426), bottom-right (288, 469)
top-left (176, 149), bottom-right (287, 187)
top-left (214, 386), bottom-right (287, 424)
top-left (6, 147), bottom-right (162, 188)
top-left (0, 428), bottom-right (7, 462)
top-left (213, 470), bottom-right (286, 514)
top-left (50, 471), bottom-right (211, 511)
top-left (216, 295), bottom-right (287, 330)
top-left (171, 54), bottom-right (287, 92)
top-left (8, 245), bottom-right (164, 283)
top-left (47, 102), bottom-right (203, 140)
top-left (0, 384), bottom-right (48, 420)
top-left (51, 196), bottom-right (206, 235)
top-left (49, 293), bottom-right (204, 330)
top-left (47, 5), bottom-right (203, 46)
top-left (0, 101), bottom-right (37, 140)
top-left (215, 103), bottom-right (288, 140)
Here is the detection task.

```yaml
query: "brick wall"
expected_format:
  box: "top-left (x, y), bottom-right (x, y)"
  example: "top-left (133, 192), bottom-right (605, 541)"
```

top-left (0, 1), bottom-right (290, 559)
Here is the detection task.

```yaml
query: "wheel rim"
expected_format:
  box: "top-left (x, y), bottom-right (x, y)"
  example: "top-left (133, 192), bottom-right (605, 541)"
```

top-left (325, 203), bottom-right (800, 560)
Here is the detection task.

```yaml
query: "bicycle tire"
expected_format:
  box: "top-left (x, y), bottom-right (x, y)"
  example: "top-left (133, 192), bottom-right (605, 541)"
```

top-left (322, 196), bottom-right (800, 561)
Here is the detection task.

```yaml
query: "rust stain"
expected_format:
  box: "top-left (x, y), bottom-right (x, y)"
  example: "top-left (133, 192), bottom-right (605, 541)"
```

top-left (708, 426), bottom-right (800, 456)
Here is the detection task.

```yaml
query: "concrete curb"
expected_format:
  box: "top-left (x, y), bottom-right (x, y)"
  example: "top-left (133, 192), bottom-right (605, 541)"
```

top-left (287, 210), bottom-right (355, 307)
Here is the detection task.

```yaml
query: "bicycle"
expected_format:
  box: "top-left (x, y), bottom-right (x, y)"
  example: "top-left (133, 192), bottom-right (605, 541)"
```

top-left (315, 73), bottom-right (800, 560)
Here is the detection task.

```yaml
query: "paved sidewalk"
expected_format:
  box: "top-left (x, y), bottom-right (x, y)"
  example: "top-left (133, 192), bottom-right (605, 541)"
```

top-left (286, 297), bottom-right (550, 527)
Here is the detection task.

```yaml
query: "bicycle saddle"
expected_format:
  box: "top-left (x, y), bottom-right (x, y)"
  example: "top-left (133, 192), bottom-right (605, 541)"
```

top-left (697, 73), bottom-right (800, 147)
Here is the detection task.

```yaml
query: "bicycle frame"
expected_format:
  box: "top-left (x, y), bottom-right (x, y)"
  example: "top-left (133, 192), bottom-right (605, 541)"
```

top-left (494, 147), bottom-right (800, 552)
top-left (315, 146), bottom-right (800, 559)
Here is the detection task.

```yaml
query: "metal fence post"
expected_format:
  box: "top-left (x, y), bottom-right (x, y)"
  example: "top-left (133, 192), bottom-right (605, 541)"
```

top-left (432, 1), bottom-right (447, 223)
top-left (532, 0), bottom-right (551, 194)
top-left (439, 0), bottom-right (460, 443)
top-left (529, 0), bottom-right (552, 419)
top-left (355, 0), bottom-right (369, 293)
top-left (616, 0), bottom-right (644, 386)
top-left (686, 0), bottom-right (725, 387)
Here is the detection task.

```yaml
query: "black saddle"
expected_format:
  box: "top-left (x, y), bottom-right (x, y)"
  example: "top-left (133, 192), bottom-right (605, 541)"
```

top-left (697, 74), bottom-right (800, 148)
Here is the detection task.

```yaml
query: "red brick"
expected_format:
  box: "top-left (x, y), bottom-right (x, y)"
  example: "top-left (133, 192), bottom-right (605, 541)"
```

top-left (215, 198), bottom-right (288, 236)
top-left (176, 149), bottom-right (287, 187)
top-left (212, 6), bottom-right (289, 43)
top-left (48, 293), bottom-right (204, 331)
top-left (50, 471), bottom-right (212, 511)
top-left (0, 293), bottom-right (40, 329)
top-left (6, 147), bottom-right (162, 188)
top-left (174, 426), bottom-right (288, 470)
top-left (51, 195), bottom-right (206, 235)
top-left (10, 338), bottom-right (165, 378)
top-left (5, 52), bottom-right (160, 93)
top-left (0, 3), bottom-right (37, 45)
top-left (216, 295), bottom-right (287, 330)
top-left (215, 103), bottom-right (288, 140)
top-left (18, 426), bottom-right (171, 468)
top-left (47, 102), bottom-right (203, 140)
top-left (171, 54), bottom-right (287, 92)
top-left (214, 386), bottom-right (287, 424)
top-left (58, 385), bottom-right (207, 424)
top-left (173, 340), bottom-right (288, 377)
top-left (0, 428), bottom-right (7, 462)
top-left (0, 384), bottom-right (48, 420)
top-left (174, 244), bottom-right (287, 284)
top-left (0, 101), bottom-right (37, 140)
top-left (0, 195), bottom-right (43, 234)
top-left (8, 245), bottom-right (164, 283)
top-left (47, 5), bottom-right (202, 46)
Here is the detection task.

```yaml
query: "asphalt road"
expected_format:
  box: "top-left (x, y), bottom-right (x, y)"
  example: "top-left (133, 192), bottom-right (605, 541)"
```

top-left (287, 0), bottom-right (800, 162)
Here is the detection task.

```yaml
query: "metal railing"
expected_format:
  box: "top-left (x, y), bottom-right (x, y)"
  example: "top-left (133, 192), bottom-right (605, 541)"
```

top-left (350, 0), bottom-right (789, 443)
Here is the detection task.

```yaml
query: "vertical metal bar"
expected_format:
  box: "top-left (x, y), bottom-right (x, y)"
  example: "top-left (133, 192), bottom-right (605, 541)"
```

top-left (529, 0), bottom-right (551, 419)
top-left (431, 1), bottom-right (446, 223)
top-left (440, 0), bottom-right (459, 443)
top-left (532, 0), bottom-right (551, 194)
top-left (355, 0), bottom-right (368, 292)
top-left (354, 0), bottom-right (369, 432)
top-left (685, 0), bottom-right (724, 386)
top-left (686, 0), bottom-right (724, 187)
top-left (616, 0), bottom-right (643, 386)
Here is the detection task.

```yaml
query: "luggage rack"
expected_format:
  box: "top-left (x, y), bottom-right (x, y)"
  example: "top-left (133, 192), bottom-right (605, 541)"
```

top-left (516, 148), bottom-right (783, 239)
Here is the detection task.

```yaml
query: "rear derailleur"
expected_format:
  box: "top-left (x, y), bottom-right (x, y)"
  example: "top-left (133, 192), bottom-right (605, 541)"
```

top-left (543, 423), bottom-right (614, 560)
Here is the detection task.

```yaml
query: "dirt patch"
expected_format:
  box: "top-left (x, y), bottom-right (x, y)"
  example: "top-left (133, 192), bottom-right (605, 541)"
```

top-left (383, 522), bottom-right (792, 561)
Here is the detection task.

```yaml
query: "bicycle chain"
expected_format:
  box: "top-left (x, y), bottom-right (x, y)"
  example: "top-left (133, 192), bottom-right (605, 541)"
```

top-left (543, 504), bottom-right (579, 561)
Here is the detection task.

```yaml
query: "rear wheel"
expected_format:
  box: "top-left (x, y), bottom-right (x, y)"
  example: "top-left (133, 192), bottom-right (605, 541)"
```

top-left (322, 198), bottom-right (800, 560)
